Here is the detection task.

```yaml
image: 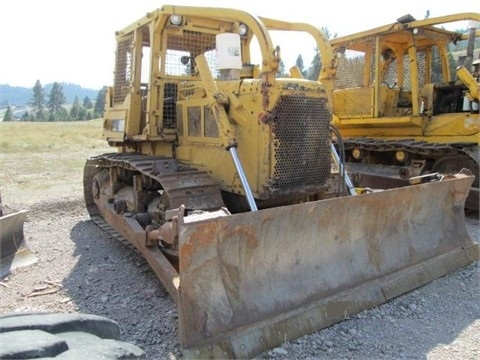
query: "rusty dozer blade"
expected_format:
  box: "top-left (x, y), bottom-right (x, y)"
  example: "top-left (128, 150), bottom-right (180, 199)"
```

top-left (0, 210), bottom-right (37, 279)
top-left (178, 173), bottom-right (478, 359)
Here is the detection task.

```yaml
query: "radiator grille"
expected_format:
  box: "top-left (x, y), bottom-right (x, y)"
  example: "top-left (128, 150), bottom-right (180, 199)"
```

top-left (270, 95), bottom-right (331, 193)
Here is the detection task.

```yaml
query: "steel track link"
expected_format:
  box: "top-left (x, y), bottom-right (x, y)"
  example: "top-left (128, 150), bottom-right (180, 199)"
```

top-left (341, 138), bottom-right (475, 158)
top-left (94, 153), bottom-right (224, 210)
top-left (90, 214), bottom-right (135, 251)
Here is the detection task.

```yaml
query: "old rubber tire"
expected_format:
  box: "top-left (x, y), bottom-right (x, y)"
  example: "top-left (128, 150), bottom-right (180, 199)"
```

top-left (432, 155), bottom-right (479, 187)
top-left (0, 312), bottom-right (146, 359)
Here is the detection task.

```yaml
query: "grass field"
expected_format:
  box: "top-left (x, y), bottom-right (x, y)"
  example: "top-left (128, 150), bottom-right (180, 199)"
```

top-left (0, 119), bottom-right (112, 207)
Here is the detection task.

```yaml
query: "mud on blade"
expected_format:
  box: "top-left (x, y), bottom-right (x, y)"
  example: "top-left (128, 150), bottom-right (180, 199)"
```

top-left (178, 173), bottom-right (478, 359)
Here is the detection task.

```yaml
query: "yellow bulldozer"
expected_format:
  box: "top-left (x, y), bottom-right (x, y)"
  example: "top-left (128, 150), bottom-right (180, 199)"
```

top-left (330, 13), bottom-right (480, 210)
top-left (83, 5), bottom-right (478, 359)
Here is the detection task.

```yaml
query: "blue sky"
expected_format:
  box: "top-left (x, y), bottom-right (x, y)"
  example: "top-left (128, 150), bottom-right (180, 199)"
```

top-left (0, 0), bottom-right (478, 89)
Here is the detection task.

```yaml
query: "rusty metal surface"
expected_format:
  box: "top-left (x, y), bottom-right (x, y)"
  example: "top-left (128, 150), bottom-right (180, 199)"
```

top-left (345, 161), bottom-right (479, 211)
top-left (0, 210), bottom-right (37, 279)
top-left (177, 174), bottom-right (477, 359)
top-left (100, 202), bottom-right (181, 303)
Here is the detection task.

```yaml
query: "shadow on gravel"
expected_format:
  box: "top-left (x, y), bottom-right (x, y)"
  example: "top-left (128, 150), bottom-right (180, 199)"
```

top-left (305, 261), bottom-right (480, 359)
top-left (63, 219), bottom-right (181, 359)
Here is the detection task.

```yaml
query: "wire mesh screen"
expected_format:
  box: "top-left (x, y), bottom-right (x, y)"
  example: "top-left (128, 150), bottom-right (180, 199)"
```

top-left (376, 50), bottom-right (427, 91)
top-left (332, 39), bottom-right (431, 117)
top-left (384, 58), bottom-right (398, 87)
top-left (334, 51), bottom-right (366, 89)
top-left (412, 50), bottom-right (426, 89)
top-left (163, 84), bottom-right (177, 129)
top-left (270, 95), bottom-right (331, 193)
top-left (165, 30), bottom-right (217, 77)
top-left (333, 48), bottom-right (373, 117)
top-left (113, 38), bottom-right (133, 104)
top-left (334, 44), bottom-right (429, 93)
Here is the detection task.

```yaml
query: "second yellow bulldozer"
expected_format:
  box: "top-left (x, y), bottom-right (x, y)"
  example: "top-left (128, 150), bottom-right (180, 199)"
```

top-left (330, 13), bottom-right (480, 210)
top-left (83, 5), bottom-right (478, 359)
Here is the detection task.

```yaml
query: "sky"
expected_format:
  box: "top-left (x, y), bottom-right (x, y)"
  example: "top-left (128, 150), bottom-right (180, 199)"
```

top-left (0, 0), bottom-right (478, 90)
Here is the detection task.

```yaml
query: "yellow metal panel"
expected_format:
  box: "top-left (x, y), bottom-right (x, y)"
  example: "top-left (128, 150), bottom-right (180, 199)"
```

top-left (103, 109), bottom-right (128, 142)
top-left (424, 114), bottom-right (480, 137)
top-left (333, 87), bottom-right (373, 118)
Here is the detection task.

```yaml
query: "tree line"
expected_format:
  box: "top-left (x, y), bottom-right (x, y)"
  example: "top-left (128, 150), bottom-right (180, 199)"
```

top-left (2, 80), bottom-right (106, 122)
top-left (275, 27), bottom-right (336, 80)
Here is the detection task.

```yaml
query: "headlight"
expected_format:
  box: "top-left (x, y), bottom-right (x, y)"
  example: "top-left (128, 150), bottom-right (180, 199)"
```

top-left (238, 23), bottom-right (248, 36)
top-left (170, 14), bottom-right (182, 26)
top-left (352, 148), bottom-right (363, 160)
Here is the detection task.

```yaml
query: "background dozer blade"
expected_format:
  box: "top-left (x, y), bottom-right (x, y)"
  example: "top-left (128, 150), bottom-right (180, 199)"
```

top-left (178, 173), bottom-right (478, 359)
top-left (0, 210), bottom-right (37, 279)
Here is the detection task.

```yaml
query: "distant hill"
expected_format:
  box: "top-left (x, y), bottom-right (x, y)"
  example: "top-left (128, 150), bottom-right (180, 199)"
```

top-left (0, 83), bottom-right (101, 107)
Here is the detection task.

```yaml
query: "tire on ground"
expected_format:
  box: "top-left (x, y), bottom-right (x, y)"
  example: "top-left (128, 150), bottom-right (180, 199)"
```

top-left (0, 312), bottom-right (146, 359)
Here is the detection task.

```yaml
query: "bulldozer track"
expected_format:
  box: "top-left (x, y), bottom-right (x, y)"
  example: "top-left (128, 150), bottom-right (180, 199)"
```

top-left (339, 138), bottom-right (479, 184)
top-left (83, 153), bottom-right (225, 251)
top-left (336, 138), bottom-right (480, 210)
top-left (90, 153), bottom-right (224, 210)
top-left (90, 214), bottom-right (135, 251)
top-left (341, 138), bottom-right (476, 158)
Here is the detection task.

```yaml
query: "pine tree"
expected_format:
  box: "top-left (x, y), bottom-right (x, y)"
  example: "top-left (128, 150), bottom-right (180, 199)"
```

top-left (70, 96), bottom-right (83, 120)
top-left (47, 82), bottom-right (67, 121)
top-left (21, 111), bottom-right (30, 121)
top-left (3, 106), bottom-right (13, 121)
top-left (307, 49), bottom-right (321, 80)
top-left (447, 52), bottom-right (457, 81)
top-left (276, 60), bottom-right (288, 78)
top-left (296, 54), bottom-right (306, 78)
top-left (305, 27), bottom-right (335, 81)
top-left (83, 96), bottom-right (93, 109)
top-left (30, 80), bottom-right (47, 121)
top-left (58, 107), bottom-right (71, 121)
top-left (321, 26), bottom-right (335, 41)
top-left (93, 87), bottom-right (107, 118)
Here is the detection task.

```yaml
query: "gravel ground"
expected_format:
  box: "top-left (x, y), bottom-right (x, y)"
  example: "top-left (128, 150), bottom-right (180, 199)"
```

top-left (0, 195), bottom-right (478, 360)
